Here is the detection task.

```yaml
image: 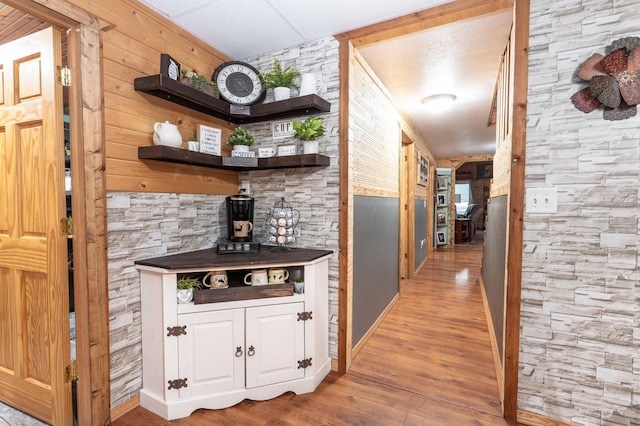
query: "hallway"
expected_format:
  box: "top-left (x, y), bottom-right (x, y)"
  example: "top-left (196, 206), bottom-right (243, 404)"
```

top-left (113, 243), bottom-right (517, 425)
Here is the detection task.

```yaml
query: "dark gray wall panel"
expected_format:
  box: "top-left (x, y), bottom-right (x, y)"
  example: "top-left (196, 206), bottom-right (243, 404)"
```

top-left (481, 194), bottom-right (508, 362)
top-left (353, 195), bottom-right (399, 348)
top-left (414, 198), bottom-right (428, 268)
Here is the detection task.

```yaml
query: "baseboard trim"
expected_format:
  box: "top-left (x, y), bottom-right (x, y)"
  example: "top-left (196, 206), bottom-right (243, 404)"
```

top-left (111, 395), bottom-right (140, 422)
top-left (479, 275), bottom-right (504, 402)
top-left (351, 293), bottom-right (400, 357)
top-left (517, 410), bottom-right (580, 426)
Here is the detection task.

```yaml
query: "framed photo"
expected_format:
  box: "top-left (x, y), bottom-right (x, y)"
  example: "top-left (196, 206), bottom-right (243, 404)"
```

top-left (160, 54), bottom-right (180, 81)
top-left (477, 163), bottom-right (493, 179)
top-left (417, 152), bottom-right (428, 186)
top-left (437, 213), bottom-right (446, 225)
top-left (436, 231), bottom-right (446, 245)
top-left (437, 193), bottom-right (446, 206)
top-left (437, 177), bottom-right (447, 190)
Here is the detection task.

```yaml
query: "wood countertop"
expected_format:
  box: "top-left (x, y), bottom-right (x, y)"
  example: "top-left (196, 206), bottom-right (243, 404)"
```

top-left (135, 247), bottom-right (333, 271)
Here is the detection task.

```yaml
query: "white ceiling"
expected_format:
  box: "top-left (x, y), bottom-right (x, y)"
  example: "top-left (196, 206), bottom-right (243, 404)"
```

top-left (138, 0), bottom-right (513, 159)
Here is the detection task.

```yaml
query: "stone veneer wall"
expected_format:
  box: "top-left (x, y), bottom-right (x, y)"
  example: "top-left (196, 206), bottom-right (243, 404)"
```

top-left (521, 1), bottom-right (640, 424)
top-left (107, 192), bottom-right (225, 407)
top-left (241, 37), bottom-right (341, 360)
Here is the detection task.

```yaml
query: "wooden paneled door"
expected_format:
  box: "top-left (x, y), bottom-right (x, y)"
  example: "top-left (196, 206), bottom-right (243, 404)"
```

top-left (0, 26), bottom-right (72, 425)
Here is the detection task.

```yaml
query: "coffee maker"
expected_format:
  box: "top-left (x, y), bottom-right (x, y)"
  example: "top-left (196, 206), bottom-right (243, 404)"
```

top-left (217, 190), bottom-right (260, 254)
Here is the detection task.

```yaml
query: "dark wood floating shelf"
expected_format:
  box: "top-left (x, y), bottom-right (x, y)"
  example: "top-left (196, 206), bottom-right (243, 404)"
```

top-left (138, 145), bottom-right (330, 171)
top-left (134, 74), bottom-right (331, 124)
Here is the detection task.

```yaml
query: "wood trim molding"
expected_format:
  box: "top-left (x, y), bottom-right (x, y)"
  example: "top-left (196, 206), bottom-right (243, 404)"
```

top-left (335, 0), bottom-right (514, 48)
top-left (337, 39), bottom-right (353, 373)
top-left (351, 294), bottom-right (400, 357)
top-left (517, 410), bottom-right (581, 426)
top-left (503, 0), bottom-right (529, 420)
top-left (2, 0), bottom-right (113, 30)
top-left (478, 276), bottom-right (505, 402)
top-left (110, 395), bottom-right (140, 421)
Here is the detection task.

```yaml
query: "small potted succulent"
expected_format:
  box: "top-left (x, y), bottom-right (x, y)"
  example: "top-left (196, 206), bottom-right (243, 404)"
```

top-left (292, 117), bottom-right (326, 154)
top-left (180, 69), bottom-right (218, 98)
top-left (227, 127), bottom-right (255, 154)
top-left (293, 276), bottom-right (305, 294)
top-left (261, 59), bottom-right (300, 101)
top-left (176, 276), bottom-right (202, 304)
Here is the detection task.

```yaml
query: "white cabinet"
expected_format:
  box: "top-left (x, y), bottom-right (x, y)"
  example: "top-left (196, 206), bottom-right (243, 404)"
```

top-left (135, 248), bottom-right (331, 420)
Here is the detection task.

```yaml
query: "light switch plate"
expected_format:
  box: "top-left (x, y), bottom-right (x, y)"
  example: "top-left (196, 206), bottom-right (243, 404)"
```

top-left (526, 188), bottom-right (557, 213)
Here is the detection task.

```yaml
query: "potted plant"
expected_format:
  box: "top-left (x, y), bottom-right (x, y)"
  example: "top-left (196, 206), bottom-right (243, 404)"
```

top-left (261, 59), bottom-right (300, 101)
top-left (227, 127), bottom-right (255, 153)
top-left (176, 276), bottom-right (202, 304)
top-left (293, 276), bottom-right (305, 294)
top-left (180, 69), bottom-right (218, 98)
top-left (292, 117), bottom-right (326, 154)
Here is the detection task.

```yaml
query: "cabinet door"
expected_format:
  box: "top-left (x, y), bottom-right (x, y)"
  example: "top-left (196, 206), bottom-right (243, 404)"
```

top-left (245, 303), bottom-right (305, 388)
top-left (178, 309), bottom-right (245, 398)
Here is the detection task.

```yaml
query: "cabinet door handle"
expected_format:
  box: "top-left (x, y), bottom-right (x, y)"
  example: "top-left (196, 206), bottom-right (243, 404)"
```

top-left (235, 346), bottom-right (243, 357)
top-left (248, 345), bottom-right (255, 357)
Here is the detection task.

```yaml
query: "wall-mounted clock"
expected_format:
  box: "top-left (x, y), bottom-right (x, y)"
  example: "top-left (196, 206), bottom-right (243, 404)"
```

top-left (213, 61), bottom-right (265, 106)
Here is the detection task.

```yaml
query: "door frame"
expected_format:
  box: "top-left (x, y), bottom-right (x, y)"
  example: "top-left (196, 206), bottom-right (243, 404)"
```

top-left (334, 0), bottom-right (526, 420)
top-left (2, 1), bottom-right (112, 424)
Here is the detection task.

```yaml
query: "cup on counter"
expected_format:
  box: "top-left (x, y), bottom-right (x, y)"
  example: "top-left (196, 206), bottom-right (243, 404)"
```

top-left (244, 269), bottom-right (268, 286)
top-left (233, 220), bottom-right (253, 238)
top-left (268, 268), bottom-right (289, 284)
top-left (203, 270), bottom-right (228, 289)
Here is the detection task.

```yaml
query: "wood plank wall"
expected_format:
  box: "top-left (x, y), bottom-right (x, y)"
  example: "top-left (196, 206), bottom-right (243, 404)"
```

top-left (67, 0), bottom-right (239, 195)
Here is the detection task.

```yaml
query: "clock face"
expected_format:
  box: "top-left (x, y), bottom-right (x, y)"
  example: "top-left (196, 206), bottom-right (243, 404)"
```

top-left (213, 61), bottom-right (265, 106)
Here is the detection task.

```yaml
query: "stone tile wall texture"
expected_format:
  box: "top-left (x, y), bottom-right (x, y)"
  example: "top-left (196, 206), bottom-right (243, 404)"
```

top-left (522, 1), bottom-right (640, 424)
top-left (241, 37), bottom-right (341, 360)
top-left (107, 192), bottom-right (225, 407)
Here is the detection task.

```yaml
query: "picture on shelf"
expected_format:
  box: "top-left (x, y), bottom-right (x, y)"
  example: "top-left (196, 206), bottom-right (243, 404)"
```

top-left (437, 177), bottom-right (447, 189)
top-left (437, 194), bottom-right (446, 206)
top-left (437, 231), bottom-right (446, 244)
top-left (437, 213), bottom-right (446, 225)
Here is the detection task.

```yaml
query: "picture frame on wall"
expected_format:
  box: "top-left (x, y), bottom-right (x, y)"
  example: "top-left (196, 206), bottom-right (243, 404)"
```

top-left (417, 152), bottom-right (428, 186)
top-left (436, 231), bottom-right (446, 245)
top-left (160, 53), bottom-right (181, 81)
top-left (437, 194), bottom-right (446, 206)
top-left (437, 213), bottom-right (446, 225)
top-left (477, 163), bottom-right (493, 179)
top-left (437, 177), bottom-right (447, 190)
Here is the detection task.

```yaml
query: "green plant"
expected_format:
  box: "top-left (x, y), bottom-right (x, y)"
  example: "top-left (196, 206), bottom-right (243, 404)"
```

top-left (294, 276), bottom-right (304, 283)
top-left (177, 276), bottom-right (202, 290)
top-left (261, 59), bottom-right (300, 91)
top-left (227, 127), bottom-right (255, 147)
top-left (188, 137), bottom-right (197, 142)
top-left (292, 117), bottom-right (326, 141)
top-left (181, 69), bottom-right (217, 92)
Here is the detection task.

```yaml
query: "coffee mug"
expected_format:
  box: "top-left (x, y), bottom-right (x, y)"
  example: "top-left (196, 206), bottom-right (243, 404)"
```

top-left (299, 72), bottom-right (324, 96)
top-left (268, 268), bottom-right (289, 284)
top-left (233, 220), bottom-right (253, 238)
top-left (203, 270), bottom-right (228, 289)
top-left (244, 269), bottom-right (268, 286)
top-left (258, 147), bottom-right (277, 158)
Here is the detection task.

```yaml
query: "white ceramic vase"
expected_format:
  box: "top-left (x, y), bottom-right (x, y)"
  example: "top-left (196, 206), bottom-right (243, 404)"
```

top-left (303, 140), bottom-right (319, 154)
top-left (232, 144), bottom-right (250, 153)
top-left (273, 87), bottom-right (291, 101)
top-left (176, 288), bottom-right (194, 304)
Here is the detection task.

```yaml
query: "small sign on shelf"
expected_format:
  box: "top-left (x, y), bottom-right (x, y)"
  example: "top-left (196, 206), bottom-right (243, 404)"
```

top-left (198, 125), bottom-right (222, 156)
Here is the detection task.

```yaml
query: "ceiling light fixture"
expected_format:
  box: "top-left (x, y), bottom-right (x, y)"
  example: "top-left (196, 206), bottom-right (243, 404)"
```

top-left (421, 93), bottom-right (457, 111)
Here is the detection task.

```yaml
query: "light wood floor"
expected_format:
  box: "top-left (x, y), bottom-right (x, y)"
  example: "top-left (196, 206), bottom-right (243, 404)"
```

top-left (113, 242), bottom-right (519, 425)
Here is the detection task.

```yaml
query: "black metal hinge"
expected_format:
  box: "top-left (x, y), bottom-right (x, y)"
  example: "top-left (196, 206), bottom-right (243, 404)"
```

top-left (168, 378), bottom-right (188, 390)
top-left (297, 358), bottom-right (313, 369)
top-left (167, 325), bottom-right (187, 337)
top-left (297, 311), bottom-right (313, 321)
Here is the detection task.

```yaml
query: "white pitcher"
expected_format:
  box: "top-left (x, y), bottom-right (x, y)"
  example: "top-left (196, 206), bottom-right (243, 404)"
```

top-left (299, 73), bottom-right (324, 96)
top-left (153, 121), bottom-right (182, 148)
